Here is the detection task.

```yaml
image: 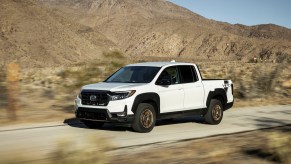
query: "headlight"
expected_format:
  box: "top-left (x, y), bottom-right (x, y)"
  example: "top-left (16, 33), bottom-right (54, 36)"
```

top-left (109, 90), bottom-right (136, 101)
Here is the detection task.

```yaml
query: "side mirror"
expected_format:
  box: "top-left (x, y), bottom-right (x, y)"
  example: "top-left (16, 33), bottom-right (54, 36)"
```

top-left (157, 75), bottom-right (171, 86)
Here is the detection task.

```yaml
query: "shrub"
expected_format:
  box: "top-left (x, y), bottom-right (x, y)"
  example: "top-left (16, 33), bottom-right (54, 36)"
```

top-left (56, 52), bottom-right (128, 93)
top-left (103, 50), bottom-right (125, 59)
top-left (259, 49), bottom-right (272, 60)
top-left (50, 135), bottom-right (112, 164)
top-left (57, 66), bottom-right (102, 91)
top-left (110, 61), bottom-right (124, 68)
top-left (251, 65), bottom-right (281, 94)
top-left (276, 52), bottom-right (290, 63)
top-left (264, 132), bottom-right (291, 163)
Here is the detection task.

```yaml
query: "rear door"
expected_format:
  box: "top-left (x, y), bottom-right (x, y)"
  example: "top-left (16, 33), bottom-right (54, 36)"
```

top-left (179, 65), bottom-right (204, 110)
top-left (156, 66), bottom-right (184, 113)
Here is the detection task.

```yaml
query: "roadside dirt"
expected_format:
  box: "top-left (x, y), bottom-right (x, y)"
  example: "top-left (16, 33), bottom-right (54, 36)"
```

top-left (110, 125), bottom-right (291, 164)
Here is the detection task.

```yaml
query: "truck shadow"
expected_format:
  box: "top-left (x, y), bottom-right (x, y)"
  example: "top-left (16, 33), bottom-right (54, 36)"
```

top-left (156, 116), bottom-right (205, 126)
top-left (63, 118), bottom-right (131, 131)
top-left (64, 116), bottom-right (206, 132)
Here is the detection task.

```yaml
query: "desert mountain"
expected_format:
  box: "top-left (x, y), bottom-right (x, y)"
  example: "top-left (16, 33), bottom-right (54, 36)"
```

top-left (35, 0), bottom-right (291, 61)
top-left (221, 23), bottom-right (291, 41)
top-left (0, 0), bottom-right (117, 68)
top-left (1, 0), bottom-right (290, 68)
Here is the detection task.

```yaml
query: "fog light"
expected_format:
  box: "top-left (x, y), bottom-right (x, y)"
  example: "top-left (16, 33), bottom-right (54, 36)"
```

top-left (116, 105), bottom-right (127, 117)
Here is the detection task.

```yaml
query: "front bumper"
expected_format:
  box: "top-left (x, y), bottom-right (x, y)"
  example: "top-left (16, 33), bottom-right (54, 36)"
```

top-left (75, 107), bottom-right (134, 127)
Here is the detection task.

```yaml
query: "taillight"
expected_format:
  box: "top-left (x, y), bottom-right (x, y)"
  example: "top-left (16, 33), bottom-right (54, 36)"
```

top-left (231, 84), bottom-right (234, 95)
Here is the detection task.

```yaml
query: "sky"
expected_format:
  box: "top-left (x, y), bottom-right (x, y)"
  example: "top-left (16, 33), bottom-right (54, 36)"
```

top-left (170, 0), bottom-right (291, 29)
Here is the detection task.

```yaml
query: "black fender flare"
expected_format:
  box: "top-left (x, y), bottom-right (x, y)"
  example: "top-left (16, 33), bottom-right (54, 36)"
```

top-left (206, 88), bottom-right (227, 109)
top-left (131, 93), bottom-right (160, 114)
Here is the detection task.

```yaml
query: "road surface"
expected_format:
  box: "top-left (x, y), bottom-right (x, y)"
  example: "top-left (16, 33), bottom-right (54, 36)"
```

top-left (0, 105), bottom-right (290, 161)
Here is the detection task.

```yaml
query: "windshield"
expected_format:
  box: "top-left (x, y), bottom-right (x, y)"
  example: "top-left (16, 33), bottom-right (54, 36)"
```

top-left (105, 66), bottom-right (161, 83)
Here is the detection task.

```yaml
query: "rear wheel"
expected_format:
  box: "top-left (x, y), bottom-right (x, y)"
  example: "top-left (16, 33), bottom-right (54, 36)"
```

top-left (82, 120), bottom-right (104, 129)
top-left (132, 103), bottom-right (156, 133)
top-left (204, 99), bottom-right (223, 125)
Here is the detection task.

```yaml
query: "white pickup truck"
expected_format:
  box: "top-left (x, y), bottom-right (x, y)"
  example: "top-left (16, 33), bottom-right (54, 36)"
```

top-left (75, 62), bottom-right (234, 133)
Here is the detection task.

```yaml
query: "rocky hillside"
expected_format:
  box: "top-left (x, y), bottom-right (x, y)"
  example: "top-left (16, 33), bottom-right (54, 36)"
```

top-left (1, 0), bottom-right (290, 68)
top-left (221, 23), bottom-right (291, 41)
top-left (0, 0), bottom-right (117, 68)
top-left (36, 0), bottom-right (291, 62)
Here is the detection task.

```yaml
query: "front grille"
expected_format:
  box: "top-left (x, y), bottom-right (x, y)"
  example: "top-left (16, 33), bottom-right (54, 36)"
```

top-left (81, 90), bottom-right (109, 106)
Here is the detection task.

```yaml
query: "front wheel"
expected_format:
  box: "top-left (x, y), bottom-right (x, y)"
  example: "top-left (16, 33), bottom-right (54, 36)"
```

top-left (132, 103), bottom-right (156, 133)
top-left (82, 120), bottom-right (104, 129)
top-left (204, 99), bottom-right (223, 125)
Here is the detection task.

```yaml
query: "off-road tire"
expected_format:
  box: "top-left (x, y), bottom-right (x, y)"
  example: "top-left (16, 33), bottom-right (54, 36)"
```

top-left (82, 120), bottom-right (104, 129)
top-left (204, 99), bottom-right (223, 125)
top-left (132, 103), bottom-right (156, 133)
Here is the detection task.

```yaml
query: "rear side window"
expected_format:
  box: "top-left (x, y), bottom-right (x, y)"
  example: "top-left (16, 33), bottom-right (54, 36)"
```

top-left (179, 65), bottom-right (196, 83)
top-left (191, 66), bottom-right (199, 82)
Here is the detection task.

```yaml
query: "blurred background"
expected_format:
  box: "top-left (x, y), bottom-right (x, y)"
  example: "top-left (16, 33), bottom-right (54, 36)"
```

top-left (0, 54), bottom-right (291, 163)
top-left (0, 51), bottom-right (290, 125)
top-left (1, 0), bottom-right (291, 163)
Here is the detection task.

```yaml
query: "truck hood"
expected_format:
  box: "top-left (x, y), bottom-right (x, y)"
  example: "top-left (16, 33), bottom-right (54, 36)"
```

top-left (82, 82), bottom-right (146, 91)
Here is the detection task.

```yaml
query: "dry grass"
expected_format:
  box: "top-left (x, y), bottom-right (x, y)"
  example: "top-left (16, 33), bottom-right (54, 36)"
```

top-left (0, 134), bottom-right (112, 164)
top-left (199, 62), bottom-right (291, 107)
top-left (50, 135), bottom-right (112, 164)
top-left (103, 50), bottom-right (125, 59)
top-left (56, 50), bottom-right (128, 92)
top-left (0, 50), bottom-right (130, 125)
top-left (263, 132), bottom-right (291, 163)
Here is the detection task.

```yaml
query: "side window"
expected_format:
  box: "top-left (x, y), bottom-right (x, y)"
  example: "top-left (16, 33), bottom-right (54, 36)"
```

top-left (191, 66), bottom-right (199, 82)
top-left (179, 65), bottom-right (195, 83)
top-left (157, 66), bottom-right (180, 84)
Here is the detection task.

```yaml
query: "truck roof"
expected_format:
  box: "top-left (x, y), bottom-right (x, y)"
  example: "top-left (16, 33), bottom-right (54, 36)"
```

top-left (126, 62), bottom-right (194, 67)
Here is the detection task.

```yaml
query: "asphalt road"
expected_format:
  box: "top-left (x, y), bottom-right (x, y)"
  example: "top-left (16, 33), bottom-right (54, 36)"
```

top-left (0, 105), bottom-right (291, 161)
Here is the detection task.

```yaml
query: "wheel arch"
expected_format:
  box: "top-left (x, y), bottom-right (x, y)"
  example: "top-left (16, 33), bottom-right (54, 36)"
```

top-left (206, 88), bottom-right (227, 110)
top-left (131, 93), bottom-right (160, 115)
